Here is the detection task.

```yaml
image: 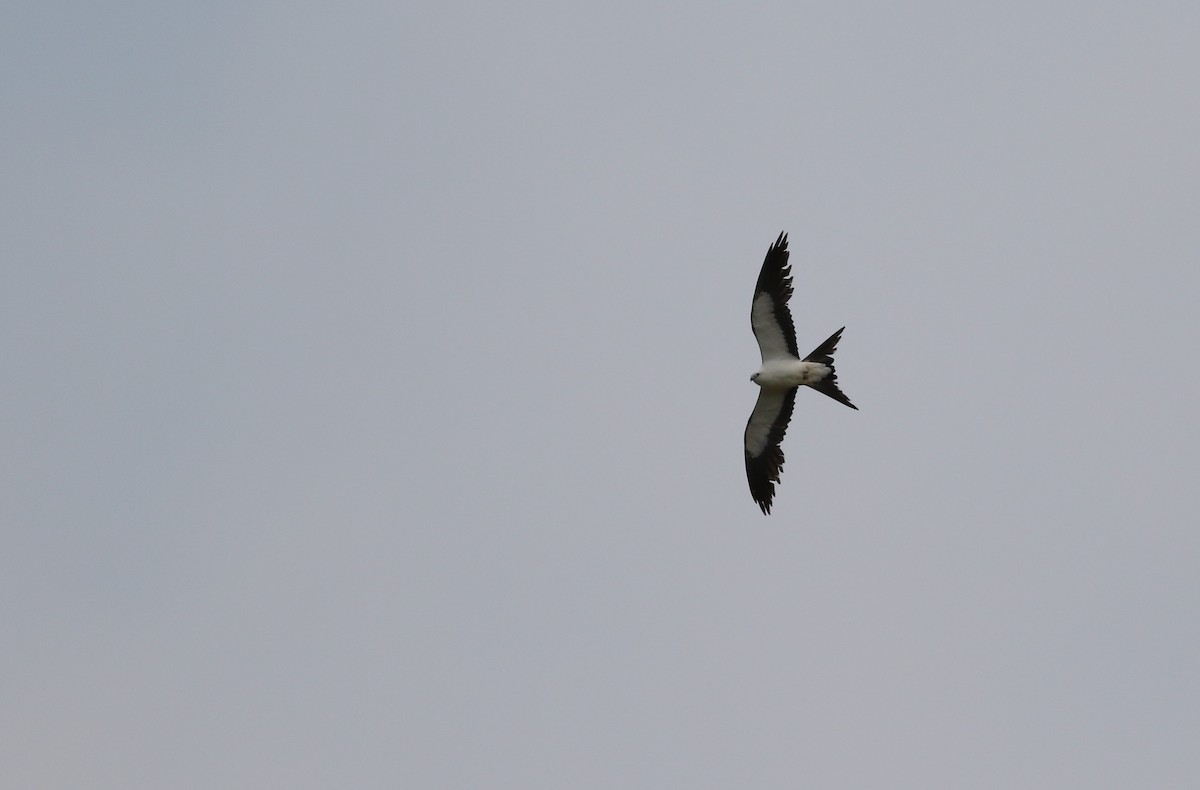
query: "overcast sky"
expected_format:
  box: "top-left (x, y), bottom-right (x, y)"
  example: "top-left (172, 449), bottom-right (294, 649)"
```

top-left (4, 2), bottom-right (1200, 788)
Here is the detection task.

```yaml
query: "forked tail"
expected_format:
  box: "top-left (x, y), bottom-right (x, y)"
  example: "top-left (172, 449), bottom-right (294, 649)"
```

top-left (803, 327), bottom-right (858, 410)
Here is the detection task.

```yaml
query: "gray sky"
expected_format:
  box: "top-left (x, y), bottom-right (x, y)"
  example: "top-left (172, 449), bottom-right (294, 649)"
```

top-left (4, 2), bottom-right (1199, 787)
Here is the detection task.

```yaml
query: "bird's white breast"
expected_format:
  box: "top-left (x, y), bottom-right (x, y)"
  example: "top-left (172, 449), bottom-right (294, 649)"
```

top-left (753, 359), bottom-right (831, 389)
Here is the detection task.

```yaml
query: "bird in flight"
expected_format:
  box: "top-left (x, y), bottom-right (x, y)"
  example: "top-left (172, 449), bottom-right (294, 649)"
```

top-left (745, 232), bottom-right (857, 514)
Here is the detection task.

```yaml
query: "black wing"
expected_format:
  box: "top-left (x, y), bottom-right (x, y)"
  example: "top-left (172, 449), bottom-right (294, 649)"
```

top-left (744, 387), bottom-right (798, 515)
top-left (750, 232), bottom-right (799, 360)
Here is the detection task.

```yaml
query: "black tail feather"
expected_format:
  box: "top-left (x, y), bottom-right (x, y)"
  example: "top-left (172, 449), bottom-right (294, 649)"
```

top-left (803, 327), bottom-right (858, 410)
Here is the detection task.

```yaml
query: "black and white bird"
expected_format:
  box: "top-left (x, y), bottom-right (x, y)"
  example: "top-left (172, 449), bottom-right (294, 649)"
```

top-left (745, 232), bottom-right (857, 514)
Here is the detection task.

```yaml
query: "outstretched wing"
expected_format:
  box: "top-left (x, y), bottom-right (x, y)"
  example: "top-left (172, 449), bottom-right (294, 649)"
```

top-left (750, 232), bottom-right (799, 362)
top-left (744, 386), bottom-right (798, 515)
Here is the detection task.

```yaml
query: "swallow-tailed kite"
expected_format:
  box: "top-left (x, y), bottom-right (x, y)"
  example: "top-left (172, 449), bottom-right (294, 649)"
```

top-left (745, 232), bottom-right (857, 514)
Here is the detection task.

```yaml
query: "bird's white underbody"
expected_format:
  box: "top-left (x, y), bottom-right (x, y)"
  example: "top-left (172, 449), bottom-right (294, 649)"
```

top-left (751, 360), bottom-right (832, 389)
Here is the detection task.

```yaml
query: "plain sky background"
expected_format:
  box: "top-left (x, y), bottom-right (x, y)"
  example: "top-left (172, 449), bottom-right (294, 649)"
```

top-left (4, 2), bottom-right (1199, 787)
